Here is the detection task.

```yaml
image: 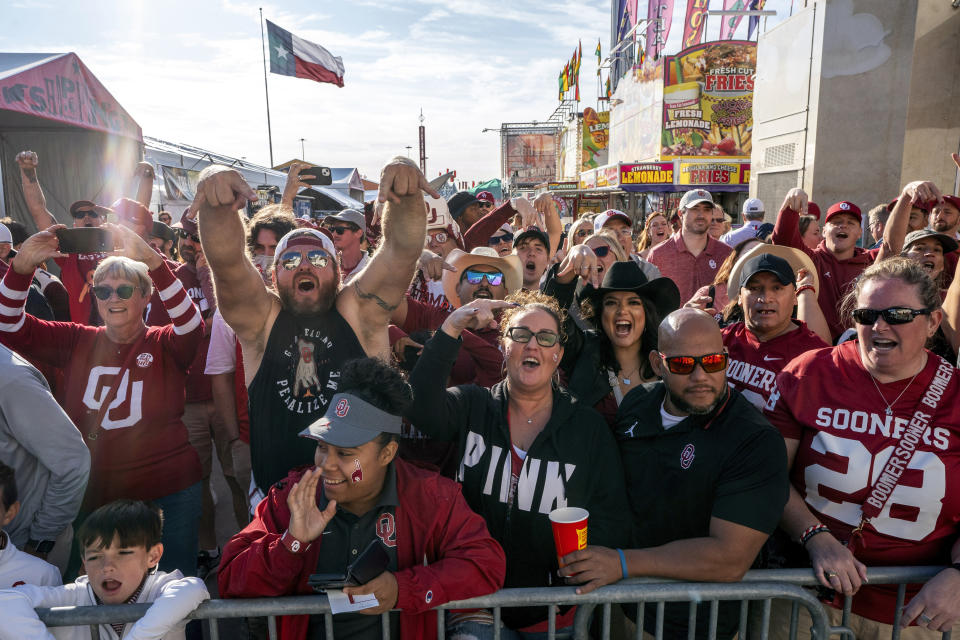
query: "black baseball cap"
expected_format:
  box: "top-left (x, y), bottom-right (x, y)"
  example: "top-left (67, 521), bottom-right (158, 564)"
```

top-left (513, 225), bottom-right (550, 249)
top-left (299, 393), bottom-right (403, 448)
top-left (447, 191), bottom-right (480, 220)
top-left (738, 253), bottom-right (796, 289)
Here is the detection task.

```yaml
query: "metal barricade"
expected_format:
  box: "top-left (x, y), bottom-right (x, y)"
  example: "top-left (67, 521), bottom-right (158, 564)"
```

top-left (34, 566), bottom-right (951, 640)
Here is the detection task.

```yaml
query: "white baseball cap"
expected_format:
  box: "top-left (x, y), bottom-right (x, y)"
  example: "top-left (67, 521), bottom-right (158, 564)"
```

top-left (593, 209), bottom-right (632, 234)
top-left (743, 198), bottom-right (765, 215)
top-left (0, 224), bottom-right (11, 245)
top-left (678, 189), bottom-right (714, 210)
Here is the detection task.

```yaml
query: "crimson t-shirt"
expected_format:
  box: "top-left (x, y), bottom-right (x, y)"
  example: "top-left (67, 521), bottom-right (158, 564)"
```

top-left (765, 341), bottom-right (960, 623)
top-left (55, 253), bottom-right (108, 325)
top-left (722, 321), bottom-right (827, 410)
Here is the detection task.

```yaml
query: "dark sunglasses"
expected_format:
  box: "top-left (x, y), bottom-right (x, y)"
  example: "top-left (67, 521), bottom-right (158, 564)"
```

top-left (852, 307), bottom-right (933, 325)
top-left (177, 229), bottom-right (200, 243)
top-left (93, 284), bottom-right (135, 301)
top-left (72, 209), bottom-right (100, 219)
top-left (575, 228), bottom-right (591, 238)
top-left (659, 352), bottom-right (729, 375)
top-left (711, 218), bottom-right (725, 223)
top-left (279, 249), bottom-right (330, 271)
top-left (507, 326), bottom-right (560, 347)
top-left (592, 245), bottom-right (610, 258)
top-left (328, 226), bottom-right (357, 235)
top-left (463, 269), bottom-right (504, 286)
top-left (488, 233), bottom-right (514, 245)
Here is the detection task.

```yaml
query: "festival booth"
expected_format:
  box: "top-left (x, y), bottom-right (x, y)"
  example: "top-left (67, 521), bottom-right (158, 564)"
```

top-left (0, 52), bottom-right (143, 230)
top-left (607, 41), bottom-right (755, 221)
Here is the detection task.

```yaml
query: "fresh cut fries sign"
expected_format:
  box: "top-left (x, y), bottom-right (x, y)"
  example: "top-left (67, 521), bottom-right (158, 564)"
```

top-left (660, 41), bottom-right (756, 160)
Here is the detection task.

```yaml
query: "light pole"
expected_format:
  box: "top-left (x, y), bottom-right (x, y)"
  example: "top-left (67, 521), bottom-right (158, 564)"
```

top-left (299, 138), bottom-right (306, 160)
top-left (405, 145), bottom-right (412, 157)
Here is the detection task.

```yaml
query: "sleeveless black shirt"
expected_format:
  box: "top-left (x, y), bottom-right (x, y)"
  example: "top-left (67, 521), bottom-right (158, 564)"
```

top-left (248, 307), bottom-right (365, 491)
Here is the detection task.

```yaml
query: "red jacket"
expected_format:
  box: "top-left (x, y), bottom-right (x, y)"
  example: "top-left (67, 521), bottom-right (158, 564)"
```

top-left (218, 458), bottom-right (506, 640)
top-left (772, 206), bottom-right (877, 341)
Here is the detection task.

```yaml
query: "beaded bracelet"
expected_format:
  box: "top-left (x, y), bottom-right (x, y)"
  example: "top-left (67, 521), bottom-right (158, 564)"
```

top-left (796, 284), bottom-right (816, 296)
top-left (616, 548), bottom-right (628, 579)
top-left (799, 524), bottom-right (830, 547)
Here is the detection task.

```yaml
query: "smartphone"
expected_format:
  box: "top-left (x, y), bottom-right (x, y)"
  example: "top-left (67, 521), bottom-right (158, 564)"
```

top-left (56, 228), bottom-right (113, 254)
top-left (308, 540), bottom-right (390, 592)
top-left (301, 166), bottom-right (333, 186)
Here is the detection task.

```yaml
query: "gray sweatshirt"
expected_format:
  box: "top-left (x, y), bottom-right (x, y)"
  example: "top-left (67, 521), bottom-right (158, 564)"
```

top-left (0, 344), bottom-right (89, 547)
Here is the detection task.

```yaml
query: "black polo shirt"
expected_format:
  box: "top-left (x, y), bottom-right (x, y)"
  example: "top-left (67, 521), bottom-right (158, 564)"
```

top-left (615, 383), bottom-right (788, 639)
top-left (307, 463), bottom-right (400, 640)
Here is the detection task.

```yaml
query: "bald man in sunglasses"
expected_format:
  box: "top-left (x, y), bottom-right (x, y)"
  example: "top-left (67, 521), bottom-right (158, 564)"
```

top-left (559, 308), bottom-right (788, 639)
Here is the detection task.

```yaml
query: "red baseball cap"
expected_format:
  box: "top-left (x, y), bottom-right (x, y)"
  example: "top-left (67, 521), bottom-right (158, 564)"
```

top-left (807, 202), bottom-right (821, 220)
top-left (824, 201), bottom-right (862, 224)
top-left (887, 197), bottom-right (931, 213)
top-left (942, 195), bottom-right (960, 211)
top-left (476, 191), bottom-right (495, 204)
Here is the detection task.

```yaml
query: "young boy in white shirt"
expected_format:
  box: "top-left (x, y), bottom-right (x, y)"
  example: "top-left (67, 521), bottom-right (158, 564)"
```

top-left (0, 499), bottom-right (209, 639)
top-left (0, 462), bottom-right (61, 588)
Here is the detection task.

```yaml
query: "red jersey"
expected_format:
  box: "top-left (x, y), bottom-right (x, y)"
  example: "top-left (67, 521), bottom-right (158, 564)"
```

top-left (54, 253), bottom-right (108, 325)
top-left (765, 341), bottom-right (960, 623)
top-left (0, 262), bottom-right (204, 510)
top-left (722, 321), bottom-right (827, 410)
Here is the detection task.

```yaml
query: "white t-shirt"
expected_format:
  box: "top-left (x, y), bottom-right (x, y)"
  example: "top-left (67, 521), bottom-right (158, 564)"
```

top-left (660, 402), bottom-right (685, 430)
top-left (0, 531), bottom-right (61, 589)
top-left (204, 309), bottom-right (237, 375)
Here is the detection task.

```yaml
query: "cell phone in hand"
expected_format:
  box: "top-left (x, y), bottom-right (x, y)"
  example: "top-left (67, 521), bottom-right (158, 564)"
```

top-left (308, 539), bottom-right (390, 592)
top-left (301, 167), bottom-right (333, 186)
top-left (56, 228), bottom-right (113, 254)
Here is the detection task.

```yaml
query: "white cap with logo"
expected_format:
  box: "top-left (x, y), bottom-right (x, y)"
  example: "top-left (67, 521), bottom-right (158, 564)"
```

top-left (678, 189), bottom-right (714, 210)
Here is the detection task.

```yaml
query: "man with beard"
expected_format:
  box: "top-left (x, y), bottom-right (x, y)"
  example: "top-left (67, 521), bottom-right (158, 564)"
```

top-left (196, 158), bottom-right (438, 499)
top-left (560, 308), bottom-right (788, 639)
top-left (933, 195), bottom-right (960, 282)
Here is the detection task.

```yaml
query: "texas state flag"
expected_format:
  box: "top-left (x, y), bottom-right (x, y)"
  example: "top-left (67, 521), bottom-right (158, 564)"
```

top-left (267, 20), bottom-right (345, 87)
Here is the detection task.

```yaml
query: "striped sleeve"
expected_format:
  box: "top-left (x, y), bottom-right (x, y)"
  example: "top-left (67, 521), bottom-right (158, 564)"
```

top-left (0, 266), bottom-right (34, 334)
top-left (150, 263), bottom-right (203, 336)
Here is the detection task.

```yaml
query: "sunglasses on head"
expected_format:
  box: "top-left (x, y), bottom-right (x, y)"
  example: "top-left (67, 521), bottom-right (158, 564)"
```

top-left (659, 352), bottom-right (728, 375)
top-left (463, 269), bottom-right (504, 286)
top-left (177, 229), bottom-right (200, 243)
top-left (507, 326), bottom-right (560, 347)
top-left (488, 233), bottom-right (514, 245)
top-left (93, 284), bottom-right (135, 301)
top-left (592, 245), bottom-right (611, 258)
top-left (852, 307), bottom-right (933, 325)
top-left (327, 225), bottom-right (357, 235)
top-left (72, 209), bottom-right (100, 219)
top-left (428, 231), bottom-right (448, 244)
top-left (278, 249), bottom-right (330, 270)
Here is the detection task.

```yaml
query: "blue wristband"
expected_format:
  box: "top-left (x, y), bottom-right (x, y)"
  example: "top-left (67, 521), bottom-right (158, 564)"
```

top-left (616, 548), bottom-right (628, 579)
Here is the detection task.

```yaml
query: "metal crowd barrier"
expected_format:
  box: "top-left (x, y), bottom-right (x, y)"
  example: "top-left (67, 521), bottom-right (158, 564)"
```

top-left (35, 566), bottom-right (951, 640)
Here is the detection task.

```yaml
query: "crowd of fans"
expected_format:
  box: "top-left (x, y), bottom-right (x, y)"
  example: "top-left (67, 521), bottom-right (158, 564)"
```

top-left (0, 149), bottom-right (958, 640)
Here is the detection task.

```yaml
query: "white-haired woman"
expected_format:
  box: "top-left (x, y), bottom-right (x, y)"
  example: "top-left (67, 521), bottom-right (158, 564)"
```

top-left (0, 223), bottom-right (204, 578)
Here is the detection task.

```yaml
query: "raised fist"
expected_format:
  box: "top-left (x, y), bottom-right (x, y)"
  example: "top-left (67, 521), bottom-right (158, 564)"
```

top-left (16, 151), bottom-right (38, 171)
top-left (196, 165), bottom-right (257, 211)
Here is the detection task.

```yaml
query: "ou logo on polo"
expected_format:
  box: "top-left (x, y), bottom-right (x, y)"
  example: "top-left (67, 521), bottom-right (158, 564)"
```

top-left (82, 366), bottom-right (144, 430)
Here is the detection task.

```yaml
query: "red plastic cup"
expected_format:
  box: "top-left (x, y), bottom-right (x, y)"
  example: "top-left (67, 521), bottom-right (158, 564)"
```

top-left (549, 507), bottom-right (589, 567)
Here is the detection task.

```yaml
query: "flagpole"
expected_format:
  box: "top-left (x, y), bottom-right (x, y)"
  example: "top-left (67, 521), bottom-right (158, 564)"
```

top-left (259, 7), bottom-right (275, 167)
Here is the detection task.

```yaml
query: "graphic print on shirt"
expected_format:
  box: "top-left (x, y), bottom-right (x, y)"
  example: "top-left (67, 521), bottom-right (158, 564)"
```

top-left (458, 430), bottom-right (575, 514)
top-left (82, 366), bottom-right (143, 429)
top-left (275, 331), bottom-right (340, 415)
top-left (376, 512), bottom-right (397, 547)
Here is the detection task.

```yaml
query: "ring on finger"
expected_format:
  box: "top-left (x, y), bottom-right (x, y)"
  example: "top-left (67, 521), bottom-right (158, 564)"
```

top-left (824, 570), bottom-right (838, 579)
top-left (919, 614), bottom-right (933, 625)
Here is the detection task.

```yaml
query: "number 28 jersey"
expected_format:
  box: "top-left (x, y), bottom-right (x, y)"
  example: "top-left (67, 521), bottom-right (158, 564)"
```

top-left (765, 340), bottom-right (960, 622)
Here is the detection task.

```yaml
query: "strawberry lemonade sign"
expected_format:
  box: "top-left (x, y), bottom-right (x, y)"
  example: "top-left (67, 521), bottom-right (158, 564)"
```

top-left (661, 41), bottom-right (756, 160)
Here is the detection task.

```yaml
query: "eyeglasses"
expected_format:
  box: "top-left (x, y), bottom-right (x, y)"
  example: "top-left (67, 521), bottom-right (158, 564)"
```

top-left (711, 218), bottom-right (725, 223)
top-left (592, 245), bottom-right (610, 258)
top-left (575, 229), bottom-right (591, 238)
top-left (478, 201), bottom-right (494, 209)
top-left (488, 233), bottom-right (514, 245)
top-left (463, 269), bottom-right (504, 286)
top-left (93, 284), bottom-right (136, 301)
top-left (72, 209), bottom-right (99, 219)
top-left (278, 249), bottom-right (330, 270)
top-left (506, 326), bottom-right (560, 347)
top-left (658, 352), bottom-right (729, 374)
top-left (852, 307), bottom-right (933, 325)
top-left (327, 226), bottom-right (357, 235)
top-left (428, 231), bottom-right (448, 244)
top-left (177, 229), bottom-right (200, 243)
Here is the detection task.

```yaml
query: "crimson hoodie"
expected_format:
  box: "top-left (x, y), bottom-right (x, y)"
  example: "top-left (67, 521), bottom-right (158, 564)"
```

top-left (218, 458), bottom-right (506, 640)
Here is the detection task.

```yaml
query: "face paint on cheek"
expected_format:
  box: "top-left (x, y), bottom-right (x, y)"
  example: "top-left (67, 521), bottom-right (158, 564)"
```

top-left (351, 459), bottom-right (363, 483)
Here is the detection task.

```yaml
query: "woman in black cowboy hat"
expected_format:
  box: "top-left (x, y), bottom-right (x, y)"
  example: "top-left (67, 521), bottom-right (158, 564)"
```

top-left (546, 254), bottom-right (681, 429)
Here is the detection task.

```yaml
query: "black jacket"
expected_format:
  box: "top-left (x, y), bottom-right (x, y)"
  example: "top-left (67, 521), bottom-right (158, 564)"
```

top-left (406, 330), bottom-right (630, 628)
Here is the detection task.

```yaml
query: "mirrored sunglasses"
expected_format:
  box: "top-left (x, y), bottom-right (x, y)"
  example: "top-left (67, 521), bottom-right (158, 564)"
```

top-left (279, 249), bottom-right (330, 271)
top-left (659, 352), bottom-right (728, 375)
top-left (852, 307), bottom-right (932, 325)
top-left (463, 269), bottom-right (504, 286)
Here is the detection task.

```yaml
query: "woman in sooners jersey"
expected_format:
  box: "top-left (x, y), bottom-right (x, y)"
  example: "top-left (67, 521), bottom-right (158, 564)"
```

top-left (0, 224), bottom-right (203, 578)
top-left (766, 257), bottom-right (960, 636)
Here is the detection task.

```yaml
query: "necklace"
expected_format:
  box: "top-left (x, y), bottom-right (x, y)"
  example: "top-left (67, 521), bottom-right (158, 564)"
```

top-left (619, 365), bottom-right (640, 386)
top-left (512, 403), bottom-right (546, 425)
top-left (870, 370), bottom-right (921, 416)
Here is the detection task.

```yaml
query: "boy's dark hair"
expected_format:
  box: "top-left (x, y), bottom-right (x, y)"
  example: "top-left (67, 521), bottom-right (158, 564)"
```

top-left (77, 500), bottom-right (163, 551)
top-left (246, 205), bottom-right (297, 256)
top-left (0, 461), bottom-right (17, 510)
top-left (339, 358), bottom-right (413, 446)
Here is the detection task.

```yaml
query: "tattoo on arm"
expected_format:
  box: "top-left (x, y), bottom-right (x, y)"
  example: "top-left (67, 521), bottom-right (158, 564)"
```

top-left (353, 280), bottom-right (398, 312)
top-left (22, 168), bottom-right (38, 184)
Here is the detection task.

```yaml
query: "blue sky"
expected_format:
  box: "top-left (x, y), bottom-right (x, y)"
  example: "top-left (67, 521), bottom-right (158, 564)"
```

top-left (2, 0), bottom-right (789, 183)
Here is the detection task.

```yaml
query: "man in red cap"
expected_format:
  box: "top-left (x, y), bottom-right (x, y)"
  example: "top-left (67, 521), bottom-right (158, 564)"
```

top-left (772, 189), bottom-right (886, 342)
top-left (475, 190), bottom-right (495, 212)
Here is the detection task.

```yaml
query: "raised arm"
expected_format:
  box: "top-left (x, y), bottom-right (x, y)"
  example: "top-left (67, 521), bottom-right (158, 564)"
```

top-left (15, 151), bottom-right (57, 230)
top-left (877, 180), bottom-right (942, 261)
top-left (533, 192), bottom-right (563, 256)
top-left (771, 188), bottom-right (813, 257)
top-left (462, 200), bottom-right (518, 251)
top-left (280, 162), bottom-right (316, 209)
top-left (337, 158), bottom-right (440, 357)
top-left (132, 161), bottom-right (155, 209)
top-left (795, 268), bottom-right (831, 343)
top-left (943, 256), bottom-right (960, 352)
top-left (195, 167), bottom-right (276, 347)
